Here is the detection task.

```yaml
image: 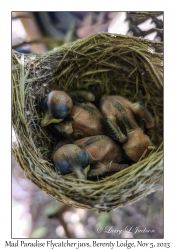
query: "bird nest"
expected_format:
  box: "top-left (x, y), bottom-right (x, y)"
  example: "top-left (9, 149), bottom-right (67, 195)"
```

top-left (12, 32), bottom-right (163, 212)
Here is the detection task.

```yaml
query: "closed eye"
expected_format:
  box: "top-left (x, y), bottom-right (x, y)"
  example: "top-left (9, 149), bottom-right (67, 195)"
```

top-left (51, 104), bottom-right (69, 119)
top-left (76, 150), bottom-right (90, 168)
top-left (54, 159), bottom-right (71, 174)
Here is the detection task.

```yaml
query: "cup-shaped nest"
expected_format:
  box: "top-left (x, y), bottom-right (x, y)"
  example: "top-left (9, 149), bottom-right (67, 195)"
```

top-left (12, 32), bottom-right (163, 212)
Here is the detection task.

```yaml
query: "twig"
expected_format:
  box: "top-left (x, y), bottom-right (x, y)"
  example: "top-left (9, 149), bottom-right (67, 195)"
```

top-left (48, 203), bottom-right (74, 238)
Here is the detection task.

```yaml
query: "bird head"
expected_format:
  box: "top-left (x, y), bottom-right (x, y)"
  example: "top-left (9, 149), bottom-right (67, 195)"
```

top-left (40, 90), bottom-right (73, 127)
top-left (52, 144), bottom-right (91, 179)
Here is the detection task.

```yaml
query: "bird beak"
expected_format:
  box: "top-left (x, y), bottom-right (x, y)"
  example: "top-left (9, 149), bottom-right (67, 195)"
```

top-left (73, 164), bottom-right (90, 180)
top-left (84, 164), bottom-right (90, 179)
top-left (41, 112), bottom-right (63, 127)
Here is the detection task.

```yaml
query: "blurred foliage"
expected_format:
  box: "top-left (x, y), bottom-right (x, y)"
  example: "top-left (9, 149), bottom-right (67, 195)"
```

top-left (31, 227), bottom-right (47, 238)
top-left (96, 212), bottom-right (111, 229)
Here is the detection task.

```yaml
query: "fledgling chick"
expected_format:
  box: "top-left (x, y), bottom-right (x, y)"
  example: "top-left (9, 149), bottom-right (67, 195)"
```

top-left (40, 90), bottom-right (73, 127)
top-left (54, 102), bottom-right (104, 140)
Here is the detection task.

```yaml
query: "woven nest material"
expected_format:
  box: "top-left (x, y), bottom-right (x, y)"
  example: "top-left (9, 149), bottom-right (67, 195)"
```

top-left (12, 32), bottom-right (163, 212)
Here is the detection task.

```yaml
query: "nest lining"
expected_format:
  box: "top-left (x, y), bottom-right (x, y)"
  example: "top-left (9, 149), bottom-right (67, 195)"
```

top-left (12, 32), bottom-right (163, 212)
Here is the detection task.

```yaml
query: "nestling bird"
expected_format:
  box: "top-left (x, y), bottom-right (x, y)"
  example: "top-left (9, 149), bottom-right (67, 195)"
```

top-left (40, 90), bottom-right (73, 127)
top-left (52, 135), bottom-right (128, 179)
top-left (100, 95), bottom-right (154, 162)
top-left (54, 101), bottom-right (105, 140)
top-left (75, 135), bottom-right (128, 177)
top-left (40, 90), bottom-right (96, 128)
